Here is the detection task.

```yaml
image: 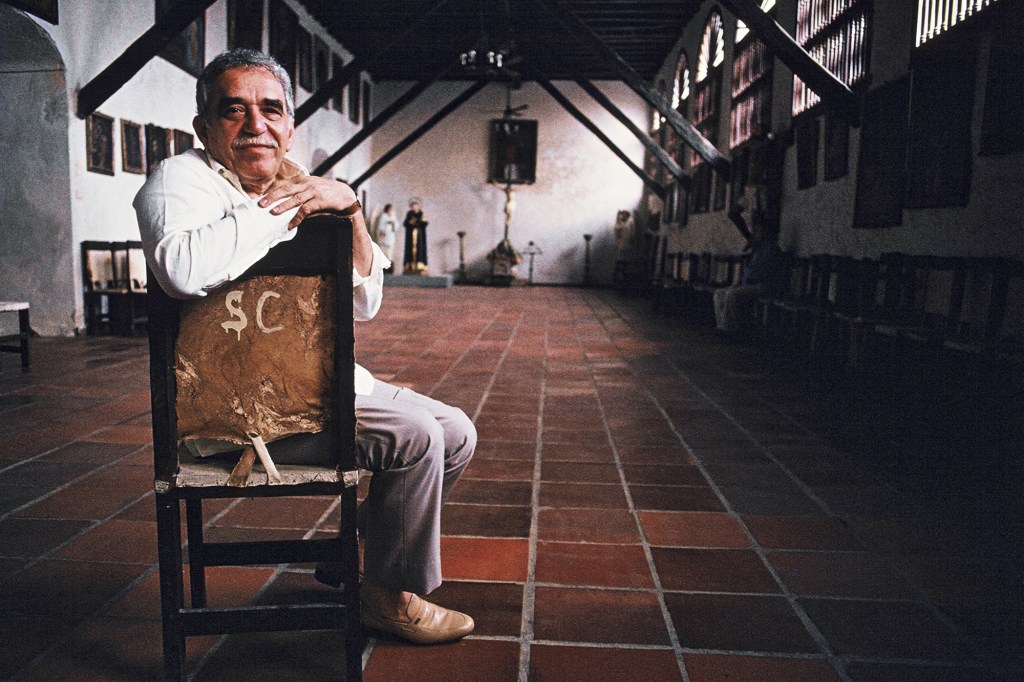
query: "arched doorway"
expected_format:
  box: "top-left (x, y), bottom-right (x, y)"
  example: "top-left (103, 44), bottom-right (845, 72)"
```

top-left (0, 6), bottom-right (74, 336)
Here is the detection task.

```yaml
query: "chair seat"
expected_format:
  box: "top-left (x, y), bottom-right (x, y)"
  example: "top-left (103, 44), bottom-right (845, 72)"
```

top-left (171, 446), bottom-right (360, 490)
top-left (0, 301), bottom-right (29, 312)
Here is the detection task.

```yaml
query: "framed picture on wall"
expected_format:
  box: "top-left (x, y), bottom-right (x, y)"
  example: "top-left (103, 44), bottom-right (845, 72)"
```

top-left (86, 112), bottom-right (115, 176)
top-left (664, 184), bottom-right (677, 224)
top-left (173, 129), bottom-right (194, 155)
top-left (145, 124), bottom-right (171, 176)
top-left (155, 0), bottom-right (205, 77)
top-left (313, 37), bottom-right (330, 109)
top-left (227, 0), bottom-right (262, 51)
top-left (488, 119), bottom-right (538, 185)
top-left (333, 54), bottom-right (345, 112)
top-left (362, 80), bottom-right (372, 126)
top-left (269, 0), bottom-right (298, 86)
top-left (297, 28), bottom-right (313, 92)
top-left (120, 120), bottom-right (145, 174)
top-left (8, 0), bottom-right (57, 23)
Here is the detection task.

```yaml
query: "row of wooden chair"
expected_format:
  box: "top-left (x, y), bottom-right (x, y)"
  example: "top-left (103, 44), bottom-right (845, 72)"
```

top-left (798, 253), bottom-right (1021, 374)
top-left (651, 250), bottom-right (750, 322)
top-left (81, 240), bottom-right (148, 336)
top-left (652, 248), bottom-right (1023, 475)
top-left (651, 247), bottom-right (1023, 376)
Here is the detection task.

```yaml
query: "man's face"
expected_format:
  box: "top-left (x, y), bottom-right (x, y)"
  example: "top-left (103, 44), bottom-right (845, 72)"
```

top-left (410, 202), bottom-right (420, 212)
top-left (194, 66), bottom-right (294, 190)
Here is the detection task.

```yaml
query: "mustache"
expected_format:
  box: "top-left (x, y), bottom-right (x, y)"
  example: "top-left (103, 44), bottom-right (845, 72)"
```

top-left (231, 134), bottom-right (278, 149)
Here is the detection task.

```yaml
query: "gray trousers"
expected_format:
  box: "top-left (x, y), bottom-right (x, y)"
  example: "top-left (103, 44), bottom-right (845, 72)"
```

top-left (270, 379), bottom-right (475, 595)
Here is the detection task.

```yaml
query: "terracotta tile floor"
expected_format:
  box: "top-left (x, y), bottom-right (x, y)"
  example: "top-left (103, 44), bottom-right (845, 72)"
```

top-left (1, 286), bottom-right (1021, 681)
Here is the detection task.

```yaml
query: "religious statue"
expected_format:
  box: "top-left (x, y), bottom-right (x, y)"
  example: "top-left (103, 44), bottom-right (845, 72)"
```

top-left (372, 203), bottom-right (399, 272)
top-left (613, 209), bottom-right (635, 254)
top-left (402, 199), bottom-right (428, 275)
top-left (487, 183), bottom-right (521, 285)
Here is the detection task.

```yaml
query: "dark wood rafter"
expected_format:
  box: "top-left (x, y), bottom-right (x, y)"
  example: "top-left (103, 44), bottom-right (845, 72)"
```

top-left (76, 0), bottom-right (218, 118)
top-left (295, 0), bottom-right (453, 125)
top-left (532, 0), bottom-right (730, 179)
top-left (312, 66), bottom-right (452, 177)
top-left (534, 76), bottom-right (666, 200)
top-left (574, 78), bottom-right (690, 189)
top-left (349, 80), bottom-right (488, 189)
top-left (718, 0), bottom-right (856, 114)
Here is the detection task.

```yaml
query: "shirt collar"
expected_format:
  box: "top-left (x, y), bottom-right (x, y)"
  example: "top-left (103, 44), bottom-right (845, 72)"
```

top-left (200, 149), bottom-right (307, 197)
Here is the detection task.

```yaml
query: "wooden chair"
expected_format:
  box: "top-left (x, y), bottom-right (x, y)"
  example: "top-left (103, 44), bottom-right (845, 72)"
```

top-left (771, 254), bottom-right (830, 351)
top-left (842, 252), bottom-right (907, 371)
top-left (690, 254), bottom-right (735, 325)
top-left (148, 216), bottom-right (363, 681)
top-left (810, 255), bottom-right (859, 358)
top-left (0, 301), bottom-right (31, 370)
top-left (757, 253), bottom-right (807, 343)
top-left (82, 240), bottom-right (148, 336)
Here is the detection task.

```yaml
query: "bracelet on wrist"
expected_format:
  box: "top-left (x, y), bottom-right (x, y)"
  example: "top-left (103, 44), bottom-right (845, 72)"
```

top-left (339, 199), bottom-right (362, 217)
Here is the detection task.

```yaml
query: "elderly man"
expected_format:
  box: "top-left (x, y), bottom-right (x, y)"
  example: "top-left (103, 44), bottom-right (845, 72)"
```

top-left (134, 49), bottom-right (476, 645)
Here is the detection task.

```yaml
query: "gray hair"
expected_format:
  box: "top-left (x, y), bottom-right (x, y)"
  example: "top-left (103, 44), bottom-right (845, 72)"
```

top-left (195, 48), bottom-right (295, 120)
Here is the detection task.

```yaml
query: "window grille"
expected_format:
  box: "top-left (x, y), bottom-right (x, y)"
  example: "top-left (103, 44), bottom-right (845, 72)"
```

top-left (696, 13), bottom-right (725, 83)
top-left (691, 12), bottom-right (725, 211)
top-left (735, 0), bottom-right (776, 43)
top-left (792, 0), bottom-right (870, 116)
top-left (652, 79), bottom-right (668, 131)
top-left (917, 0), bottom-right (998, 46)
top-left (672, 52), bottom-right (691, 112)
top-left (731, 0), bottom-right (776, 148)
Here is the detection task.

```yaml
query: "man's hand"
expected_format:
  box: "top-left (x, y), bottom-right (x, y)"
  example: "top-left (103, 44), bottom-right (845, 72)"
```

top-left (259, 176), bottom-right (358, 229)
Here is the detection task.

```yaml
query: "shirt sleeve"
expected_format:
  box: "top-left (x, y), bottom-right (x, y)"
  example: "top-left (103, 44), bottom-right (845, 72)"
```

top-left (133, 156), bottom-right (298, 299)
top-left (353, 241), bottom-right (390, 321)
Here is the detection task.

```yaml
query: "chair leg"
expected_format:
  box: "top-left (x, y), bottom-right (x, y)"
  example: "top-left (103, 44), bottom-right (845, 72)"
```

top-left (185, 499), bottom-right (207, 608)
top-left (156, 496), bottom-right (186, 682)
top-left (18, 308), bottom-right (30, 370)
top-left (339, 492), bottom-right (364, 681)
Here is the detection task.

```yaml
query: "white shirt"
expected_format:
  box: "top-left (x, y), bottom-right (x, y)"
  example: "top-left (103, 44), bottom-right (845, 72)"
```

top-left (134, 148), bottom-right (389, 396)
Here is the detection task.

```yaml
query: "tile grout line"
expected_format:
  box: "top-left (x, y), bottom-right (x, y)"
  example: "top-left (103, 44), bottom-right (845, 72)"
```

top-left (516, 302), bottom-right (548, 682)
top-left (668, 366), bottom-right (994, 674)
top-left (586, 291), bottom-right (854, 681)
top-left (568, 291), bottom-right (693, 682)
top-left (597, 290), bottom-right (998, 678)
top-left (639, 312), bottom-right (995, 672)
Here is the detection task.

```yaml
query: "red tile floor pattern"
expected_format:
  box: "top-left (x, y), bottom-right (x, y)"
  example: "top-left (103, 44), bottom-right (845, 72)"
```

top-left (0, 286), bottom-right (1020, 681)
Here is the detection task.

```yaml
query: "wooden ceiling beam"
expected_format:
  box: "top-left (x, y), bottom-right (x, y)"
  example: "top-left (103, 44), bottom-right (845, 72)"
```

top-left (312, 67), bottom-right (450, 176)
top-left (76, 0), bottom-right (217, 118)
top-left (574, 78), bottom-right (689, 189)
top-left (350, 80), bottom-right (488, 189)
top-left (295, 0), bottom-right (453, 125)
top-left (533, 0), bottom-right (730, 177)
top-left (534, 75), bottom-right (666, 200)
top-left (718, 0), bottom-right (855, 113)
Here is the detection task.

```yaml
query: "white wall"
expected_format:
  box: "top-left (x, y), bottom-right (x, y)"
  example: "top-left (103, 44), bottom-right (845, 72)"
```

top-left (368, 80), bottom-right (647, 284)
top-left (0, 6), bottom-right (75, 336)
top-left (651, 0), bottom-right (1024, 262)
top-left (14, 0), bottom-right (372, 334)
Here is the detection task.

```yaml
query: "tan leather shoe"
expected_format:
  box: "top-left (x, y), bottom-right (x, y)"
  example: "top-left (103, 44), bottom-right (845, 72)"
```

top-left (361, 593), bottom-right (474, 645)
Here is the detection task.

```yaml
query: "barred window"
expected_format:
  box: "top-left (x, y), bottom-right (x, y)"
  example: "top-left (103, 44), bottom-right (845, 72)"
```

top-left (652, 78), bottom-right (668, 132)
top-left (696, 12), bottom-right (725, 84)
top-left (672, 51), bottom-right (691, 113)
top-left (691, 11), bottom-right (725, 213)
top-left (730, 0), bottom-right (776, 148)
top-left (792, 0), bottom-right (870, 116)
top-left (917, 0), bottom-right (999, 47)
top-left (734, 0), bottom-right (776, 43)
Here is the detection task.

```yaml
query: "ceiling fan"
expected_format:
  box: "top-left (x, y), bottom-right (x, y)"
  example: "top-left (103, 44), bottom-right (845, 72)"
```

top-left (481, 83), bottom-right (529, 120)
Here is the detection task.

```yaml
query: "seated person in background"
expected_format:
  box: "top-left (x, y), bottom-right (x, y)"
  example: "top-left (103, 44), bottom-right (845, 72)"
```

top-left (714, 207), bottom-right (782, 334)
top-left (133, 48), bottom-right (476, 645)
